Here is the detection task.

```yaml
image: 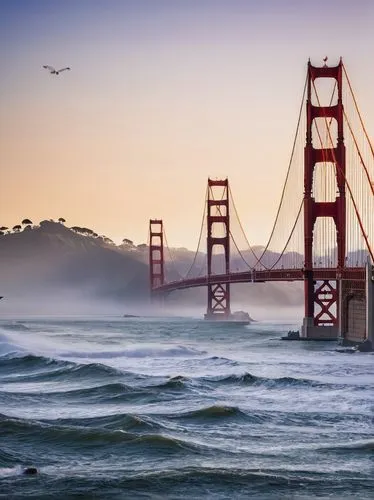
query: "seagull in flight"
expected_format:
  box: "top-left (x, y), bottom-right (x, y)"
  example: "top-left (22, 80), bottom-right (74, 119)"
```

top-left (43, 65), bottom-right (71, 75)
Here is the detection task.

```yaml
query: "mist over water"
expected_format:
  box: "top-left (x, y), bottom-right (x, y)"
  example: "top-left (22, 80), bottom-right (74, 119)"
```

top-left (0, 288), bottom-right (304, 322)
top-left (0, 315), bottom-right (373, 499)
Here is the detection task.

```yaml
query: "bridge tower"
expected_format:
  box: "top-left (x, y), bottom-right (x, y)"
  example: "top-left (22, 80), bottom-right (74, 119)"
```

top-left (149, 219), bottom-right (165, 295)
top-left (302, 58), bottom-right (346, 338)
top-left (206, 178), bottom-right (231, 319)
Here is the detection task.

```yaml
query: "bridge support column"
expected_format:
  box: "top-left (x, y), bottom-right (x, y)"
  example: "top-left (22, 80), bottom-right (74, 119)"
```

top-left (302, 59), bottom-right (345, 339)
top-left (149, 219), bottom-right (165, 302)
top-left (301, 316), bottom-right (338, 339)
top-left (205, 178), bottom-right (231, 320)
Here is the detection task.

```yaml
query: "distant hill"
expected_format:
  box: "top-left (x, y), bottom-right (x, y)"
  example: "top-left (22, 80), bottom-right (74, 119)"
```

top-left (0, 220), bottom-right (304, 315)
top-left (0, 221), bottom-right (149, 313)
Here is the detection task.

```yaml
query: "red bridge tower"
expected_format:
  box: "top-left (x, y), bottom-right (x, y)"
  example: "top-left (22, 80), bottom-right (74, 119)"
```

top-left (149, 219), bottom-right (165, 294)
top-left (302, 59), bottom-right (346, 338)
top-left (205, 178), bottom-right (231, 319)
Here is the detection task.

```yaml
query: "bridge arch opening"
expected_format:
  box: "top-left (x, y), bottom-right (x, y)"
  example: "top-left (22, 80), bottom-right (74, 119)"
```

top-left (312, 162), bottom-right (338, 202)
top-left (210, 244), bottom-right (229, 275)
top-left (312, 118), bottom-right (338, 149)
top-left (312, 217), bottom-right (338, 268)
top-left (209, 221), bottom-right (228, 238)
top-left (311, 77), bottom-right (338, 107)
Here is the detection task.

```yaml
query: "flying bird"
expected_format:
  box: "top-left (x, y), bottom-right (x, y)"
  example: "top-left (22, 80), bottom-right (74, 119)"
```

top-left (43, 65), bottom-right (71, 75)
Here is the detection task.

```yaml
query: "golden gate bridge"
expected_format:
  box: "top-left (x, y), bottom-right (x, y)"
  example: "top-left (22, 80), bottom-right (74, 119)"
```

top-left (148, 59), bottom-right (374, 344)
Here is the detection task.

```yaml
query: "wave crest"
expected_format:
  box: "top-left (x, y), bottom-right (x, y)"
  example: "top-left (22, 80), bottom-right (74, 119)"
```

top-left (0, 413), bottom-right (200, 452)
top-left (177, 405), bottom-right (245, 420)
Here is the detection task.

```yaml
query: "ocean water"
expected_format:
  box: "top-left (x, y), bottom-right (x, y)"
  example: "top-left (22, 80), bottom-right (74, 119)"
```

top-left (0, 316), bottom-right (373, 499)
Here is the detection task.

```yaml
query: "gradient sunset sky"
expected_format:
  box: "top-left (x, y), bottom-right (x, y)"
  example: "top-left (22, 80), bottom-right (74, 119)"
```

top-left (1, 0), bottom-right (373, 249)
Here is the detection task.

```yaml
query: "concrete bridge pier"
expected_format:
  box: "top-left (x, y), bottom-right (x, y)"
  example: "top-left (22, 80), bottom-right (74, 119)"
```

top-left (300, 317), bottom-right (338, 340)
top-left (338, 259), bottom-right (373, 349)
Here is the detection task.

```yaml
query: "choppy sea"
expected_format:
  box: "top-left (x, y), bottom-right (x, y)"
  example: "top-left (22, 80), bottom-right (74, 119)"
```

top-left (0, 316), bottom-right (373, 499)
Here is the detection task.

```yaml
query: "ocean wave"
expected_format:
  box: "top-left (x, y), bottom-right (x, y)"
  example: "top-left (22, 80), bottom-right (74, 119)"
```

top-left (0, 447), bottom-right (22, 468)
top-left (110, 466), bottom-right (331, 492)
top-left (256, 374), bottom-right (373, 390)
top-left (58, 345), bottom-right (206, 359)
top-left (49, 412), bottom-right (164, 432)
top-left (260, 375), bottom-right (327, 388)
top-left (50, 382), bottom-right (137, 398)
top-left (0, 333), bottom-right (26, 357)
top-left (129, 433), bottom-right (200, 452)
top-left (0, 352), bottom-right (363, 397)
top-left (204, 355), bottom-right (239, 366)
top-left (0, 353), bottom-right (67, 373)
top-left (2, 466), bottom-right (372, 500)
top-left (319, 439), bottom-right (374, 453)
top-left (0, 355), bottom-right (124, 382)
top-left (204, 372), bottom-right (258, 385)
top-left (203, 372), bottom-right (346, 389)
top-left (0, 322), bottom-right (30, 332)
top-left (0, 413), bottom-right (200, 453)
top-left (173, 405), bottom-right (246, 420)
top-left (201, 372), bottom-right (312, 387)
top-left (0, 382), bottom-right (144, 406)
top-left (160, 404), bottom-right (372, 428)
top-left (149, 375), bottom-right (191, 390)
top-left (0, 412), bottom-right (153, 443)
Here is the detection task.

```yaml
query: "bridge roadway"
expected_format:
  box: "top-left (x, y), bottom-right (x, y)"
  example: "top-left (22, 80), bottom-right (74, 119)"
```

top-left (152, 267), bottom-right (366, 294)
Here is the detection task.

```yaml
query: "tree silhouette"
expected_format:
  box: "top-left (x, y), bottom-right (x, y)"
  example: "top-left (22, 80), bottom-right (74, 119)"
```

top-left (22, 219), bottom-right (32, 225)
top-left (122, 238), bottom-right (134, 246)
top-left (58, 218), bottom-right (66, 224)
top-left (70, 226), bottom-right (99, 239)
top-left (12, 225), bottom-right (21, 232)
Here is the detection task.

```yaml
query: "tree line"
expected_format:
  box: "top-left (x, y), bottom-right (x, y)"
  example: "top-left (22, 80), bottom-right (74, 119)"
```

top-left (0, 218), bottom-right (148, 250)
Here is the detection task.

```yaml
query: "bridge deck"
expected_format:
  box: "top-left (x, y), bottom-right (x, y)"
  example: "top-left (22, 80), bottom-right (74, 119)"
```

top-left (152, 267), bottom-right (366, 293)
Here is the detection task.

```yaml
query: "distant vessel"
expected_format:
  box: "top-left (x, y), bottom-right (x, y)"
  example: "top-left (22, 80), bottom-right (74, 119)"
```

top-left (204, 310), bottom-right (251, 326)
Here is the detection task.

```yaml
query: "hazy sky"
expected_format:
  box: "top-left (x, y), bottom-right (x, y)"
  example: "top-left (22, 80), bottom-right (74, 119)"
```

top-left (1, 0), bottom-right (373, 249)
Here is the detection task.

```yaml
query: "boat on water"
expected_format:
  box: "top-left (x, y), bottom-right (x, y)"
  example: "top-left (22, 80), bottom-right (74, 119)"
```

top-left (203, 310), bottom-right (251, 326)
